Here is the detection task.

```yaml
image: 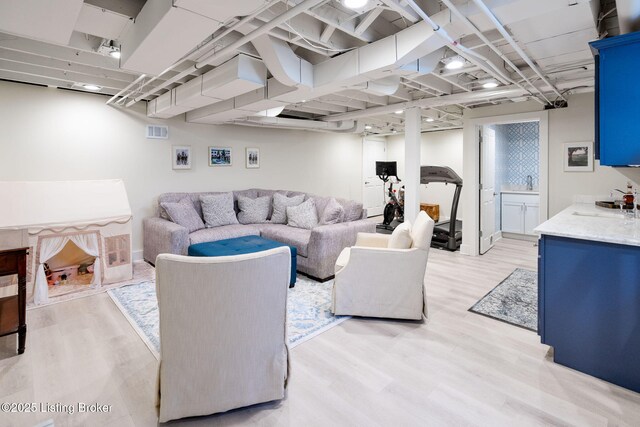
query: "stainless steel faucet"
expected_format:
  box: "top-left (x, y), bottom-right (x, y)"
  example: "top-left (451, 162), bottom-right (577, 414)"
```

top-left (526, 175), bottom-right (533, 191)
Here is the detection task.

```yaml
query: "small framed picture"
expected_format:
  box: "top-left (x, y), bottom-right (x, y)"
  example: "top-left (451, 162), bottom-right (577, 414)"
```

top-left (208, 147), bottom-right (232, 167)
top-left (246, 147), bottom-right (260, 169)
top-left (563, 142), bottom-right (593, 172)
top-left (172, 145), bottom-right (191, 170)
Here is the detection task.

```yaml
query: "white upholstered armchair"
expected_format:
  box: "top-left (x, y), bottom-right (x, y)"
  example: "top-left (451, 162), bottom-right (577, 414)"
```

top-left (331, 211), bottom-right (435, 320)
top-left (155, 247), bottom-right (291, 423)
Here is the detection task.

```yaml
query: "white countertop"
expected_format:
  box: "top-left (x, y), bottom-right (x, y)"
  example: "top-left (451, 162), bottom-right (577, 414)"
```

top-left (535, 203), bottom-right (640, 247)
top-left (501, 190), bottom-right (539, 195)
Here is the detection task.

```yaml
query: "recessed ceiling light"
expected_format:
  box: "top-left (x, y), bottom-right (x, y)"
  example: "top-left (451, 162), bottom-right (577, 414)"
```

top-left (255, 106), bottom-right (285, 117)
top-left (483, 81), bottom-right (499, 89)
top-left (444, 56), bottom-right (465, 70)
top-left (83, 84), bottom-right (102, 91)
top-left (344, 0), bottom-right (368, 9)
top-left (395, 110), bottom-right (403, 114)
top-left (425, 117), bottom-right (435, 122)
top-left (365, 125), bottom-right (372, 130)
top-left (109, 50), bottom-right (121, 59)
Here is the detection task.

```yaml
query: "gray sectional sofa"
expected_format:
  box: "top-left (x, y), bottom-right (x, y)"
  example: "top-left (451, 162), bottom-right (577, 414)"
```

top-left (143, 188), bottom-right (376, 280)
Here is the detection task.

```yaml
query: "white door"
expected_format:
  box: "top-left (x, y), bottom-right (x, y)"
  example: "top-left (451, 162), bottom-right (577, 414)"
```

top-left (362, 138), bottom-right (387, 217)
top-left (480, 127), bottom-right (497, 254)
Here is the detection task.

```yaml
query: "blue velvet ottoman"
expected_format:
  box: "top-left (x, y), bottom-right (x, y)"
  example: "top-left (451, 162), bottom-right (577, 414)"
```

top-left (188, 236), bottom-right (297, 287)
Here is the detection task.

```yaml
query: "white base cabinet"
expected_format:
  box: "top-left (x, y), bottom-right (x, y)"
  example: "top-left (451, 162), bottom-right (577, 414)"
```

top-left (501, 193), bottom-right (540, 235)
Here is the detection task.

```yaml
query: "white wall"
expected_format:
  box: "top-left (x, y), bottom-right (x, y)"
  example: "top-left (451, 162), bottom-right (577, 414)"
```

top-left (386, 129), bottom-right (463, 221)
top-left (0, 81), bottom-right (364, 255)
top-left (465, 92), bottom-right (640, 217)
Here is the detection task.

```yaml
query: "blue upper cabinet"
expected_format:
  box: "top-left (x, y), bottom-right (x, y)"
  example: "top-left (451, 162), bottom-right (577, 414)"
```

top-left (590, 32), bottom-right (640, 166)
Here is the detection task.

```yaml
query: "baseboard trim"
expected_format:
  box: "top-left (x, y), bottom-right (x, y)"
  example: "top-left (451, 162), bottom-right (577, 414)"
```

top-left (501, 232), bottom-right (538, 242)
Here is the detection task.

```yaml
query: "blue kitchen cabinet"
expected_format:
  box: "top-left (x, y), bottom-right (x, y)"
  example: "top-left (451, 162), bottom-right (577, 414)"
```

top-left (538, 234), bottom-right (640, 392)
top-left (590, 32), bottom-right (640, 166)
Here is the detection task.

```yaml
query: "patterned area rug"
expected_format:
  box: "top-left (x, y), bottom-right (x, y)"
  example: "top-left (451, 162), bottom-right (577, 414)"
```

top-left (108, 275), bottom-right (349, 359)
top-left (469, 268), bottom-right (538, 332)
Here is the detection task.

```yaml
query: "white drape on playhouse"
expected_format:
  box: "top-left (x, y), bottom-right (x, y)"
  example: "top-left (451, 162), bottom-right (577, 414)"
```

top-left (33, 234), bottom-right (102, 305)
top-left (0, 179), bottom-right (133, 305)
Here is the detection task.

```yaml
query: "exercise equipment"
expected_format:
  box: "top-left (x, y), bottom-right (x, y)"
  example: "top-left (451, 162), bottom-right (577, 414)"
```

top-left (375, 161), bottom-right (404, 233)
top-left (420, 166), bottom-right (463, 251)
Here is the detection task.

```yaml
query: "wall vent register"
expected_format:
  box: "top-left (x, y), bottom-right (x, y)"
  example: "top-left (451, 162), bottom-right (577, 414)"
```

top-left (146, 125), bottom-right (169, 139)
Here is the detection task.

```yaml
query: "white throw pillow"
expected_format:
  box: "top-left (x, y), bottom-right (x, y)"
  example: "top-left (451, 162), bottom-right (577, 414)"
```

top-left (287, 199), bottom-right (319, 229)
top-left (411, 211), bottom-right (435, 249)
top-left (388, 221), bottom-right (413, 249)
top-left (271, 193), bottom-right (305, 224)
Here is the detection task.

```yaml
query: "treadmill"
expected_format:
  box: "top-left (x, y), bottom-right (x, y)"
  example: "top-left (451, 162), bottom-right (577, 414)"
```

top-left (420, 166), bottom-right (462, 251)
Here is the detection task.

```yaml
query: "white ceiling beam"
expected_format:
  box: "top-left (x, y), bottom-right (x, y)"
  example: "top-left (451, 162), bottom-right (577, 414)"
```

top-left (379, 0), bottom-right (420, 23)
top-left (319, 24), bottom-right (336, 43)
top-left (323, 85), bottom-right (527, 121)
top-left (0, 47), bottom-right (138, 84)
top-left (431, 73), bottom-right (472, 93)
top-left (316, 95), bottom-right (367, 109)
top-left (355, 7), bottom-right (384, 36)
top-left (0, 59), bottom-right (133, 90)
top-left (339, 89), bottom-right (389, 106)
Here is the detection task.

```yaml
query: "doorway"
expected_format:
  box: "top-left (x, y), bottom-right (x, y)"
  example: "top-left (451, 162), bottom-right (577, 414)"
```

top-left (461, 111), bottom-right (549, 256)
top-left (362, 138), bottom-right (387, 217)
top-left (480, 120), bottom-right (542, 254)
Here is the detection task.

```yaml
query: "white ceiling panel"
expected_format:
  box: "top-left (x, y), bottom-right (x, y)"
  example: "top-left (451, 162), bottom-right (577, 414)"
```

top-left (508, 3), bottom-right (597, 44)
top-left (74, 3), bottom-right (132, 41)
top-left (173, 0), bottom-right (265, 24)
top-left (523, 28), bottom-right (597, 60)
top-left (0, 0), bottom-right (84, 44)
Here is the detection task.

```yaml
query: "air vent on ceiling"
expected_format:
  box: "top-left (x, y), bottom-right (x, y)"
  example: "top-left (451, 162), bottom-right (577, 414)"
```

top-left (146, 125), bottom-right (169, 139)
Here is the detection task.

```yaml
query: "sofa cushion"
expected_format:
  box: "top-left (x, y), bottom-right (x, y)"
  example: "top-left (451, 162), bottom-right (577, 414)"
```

top-left (161, 198), bottom-right (205, 233)
top-left (389, 221), bottom-right (413, 249)
top-left (189, 225), bottom-right (260, 245)
top-left (237, 195), bottom-right (270, 224)
top-left (271, 193), bottom-right (305, 224)
top-left (260, 224), bottom-right (311, 257)
top-left (232, 189), bottom-right (259, 213)
top-left (158, 192), bottom-right (222, 220)
top-left (319, 197), bottom-right (345, 225)
top-left (339, 199), bottom-right (364, 221)
top-left (287, 199), bottom-right (319, 230)
top-left (256, 189), bottom-right (287, 219)
top-left (200, 192), bottom-right (239, 227)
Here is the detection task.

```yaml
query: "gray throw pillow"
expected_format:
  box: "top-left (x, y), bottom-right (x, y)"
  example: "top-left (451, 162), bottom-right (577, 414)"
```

top-left (160, 198), bottom-right (205, 233)
top-left (287, 199), bottom-right (319, 230)
top-left (237, 195), bottom-right (271, 224)
top-left (200, 192), bottom-right (239, 227)
top-left (319, 197), bottom-right (345, 225)
top-left (271, 193), bottom-right (305, 224)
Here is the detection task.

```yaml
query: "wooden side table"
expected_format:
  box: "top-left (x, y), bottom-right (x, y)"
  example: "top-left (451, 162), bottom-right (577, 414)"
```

top-left (420, 203), bottom-right (440, 222)
top-left (0, 247), bottom-right (28, 354)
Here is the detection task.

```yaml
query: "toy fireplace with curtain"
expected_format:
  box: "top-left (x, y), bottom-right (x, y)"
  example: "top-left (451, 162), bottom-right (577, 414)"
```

top-left (0, 179), bottom-right (133, 305)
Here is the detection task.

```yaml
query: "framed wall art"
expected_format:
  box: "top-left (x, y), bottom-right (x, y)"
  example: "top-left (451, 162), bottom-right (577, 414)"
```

top-left (208, 147), bottom-right (232, 166)
top-left (246, 147), bottom-right (260, 169)
top-left (563, 142), bottom-right (593, 172)
top-left (172, 145), bottom-right (191, 170)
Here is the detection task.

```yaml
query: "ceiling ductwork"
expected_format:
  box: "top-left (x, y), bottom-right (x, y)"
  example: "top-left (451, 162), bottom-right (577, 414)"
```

top-left (0, 0), bottom-right (84, 44)
top-left (120, 0), bottom-right (267, 76)
top-left (233, 116), bottom-right (365, 133)
top-left (147, 54), bottom-right (267, 118)
top-left (183, 17), bottom-right (454, 124)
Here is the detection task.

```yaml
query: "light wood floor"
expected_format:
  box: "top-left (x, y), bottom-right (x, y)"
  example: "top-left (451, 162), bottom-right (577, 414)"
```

top-left (2, 238), bottom-right (640, 426)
